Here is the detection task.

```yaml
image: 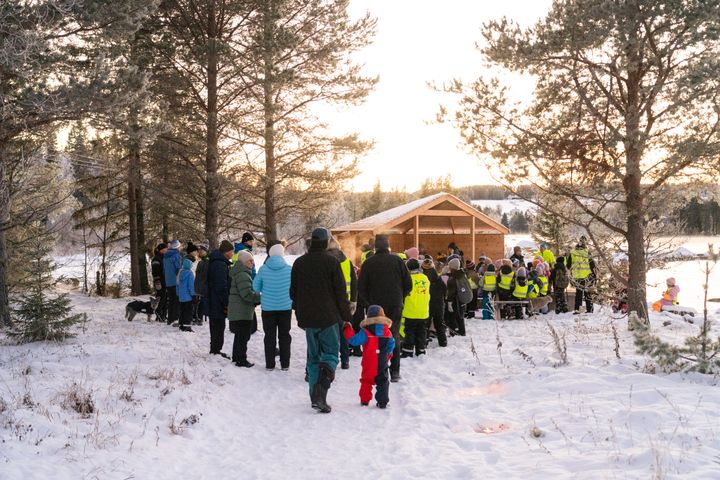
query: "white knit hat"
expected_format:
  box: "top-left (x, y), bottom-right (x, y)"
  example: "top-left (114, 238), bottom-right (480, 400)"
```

top-left (269, 244), bottom-right (285, 257)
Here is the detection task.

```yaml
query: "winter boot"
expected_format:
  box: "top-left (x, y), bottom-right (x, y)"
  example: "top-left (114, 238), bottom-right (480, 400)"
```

top-left (311, 363), bottom-right (334, 413)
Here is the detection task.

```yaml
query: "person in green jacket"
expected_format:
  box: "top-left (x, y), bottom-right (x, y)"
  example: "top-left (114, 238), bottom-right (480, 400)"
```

top-left (228, 250), bottom-right (261, 367)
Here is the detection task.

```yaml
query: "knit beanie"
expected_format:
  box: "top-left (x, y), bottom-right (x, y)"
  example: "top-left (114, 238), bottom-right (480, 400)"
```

top-left (406, 258), bottom-right (420, 271)
top-left (404, 247), bottom-right (419, 260)
top-left (156, 242), bottom-right (168, 252)
top-left (667, 277), bottom-right (676, 286)
top-left (448, 258), bottom-right (461, 271)
top-left (219, 240), bottom-right (234, 253)
top-left (516, 267), bottom-right (527, 277)
top-left (236, 250), bottom-right (253, 264)
top-left (186, 242), bottom-right (198, 255)
top-left (241, 232), bottom-right (255, 244)
top-left (367, 305), bottom-right (385, 317)
top-left (374, 234), bottom-right (389, 251)
top-left (486, 263), bottom-right (496, 273)
top-left (269, 244), bottom-right (285, 257)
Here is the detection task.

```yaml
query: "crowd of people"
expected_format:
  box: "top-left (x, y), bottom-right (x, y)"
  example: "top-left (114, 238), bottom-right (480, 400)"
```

top-left (145, 229), bottom-right (630, 413)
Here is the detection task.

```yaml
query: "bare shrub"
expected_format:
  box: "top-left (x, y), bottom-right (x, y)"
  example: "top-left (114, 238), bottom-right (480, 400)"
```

top-left (546, 320), bottom-right (568, 366)
top-left (60, 382), bottom-right (95, 418)
top-left (513, 348), bottom-right (536, 367)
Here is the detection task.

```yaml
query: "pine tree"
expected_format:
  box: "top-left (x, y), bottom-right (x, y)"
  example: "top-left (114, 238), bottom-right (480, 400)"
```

top-left (241, 0), bottom-right (377, 243)
top-left (9, 224), bottom-right (84, 343)
top-left (501, 213), bottom-right (510, 229)
top-left (449, 0), bottom-right (720, 320)
top-left (532, 207), bottom-right (571, 253)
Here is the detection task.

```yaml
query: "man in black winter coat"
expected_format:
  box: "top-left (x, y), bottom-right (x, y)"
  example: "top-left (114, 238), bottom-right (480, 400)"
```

top-left (206, 240), bottom-right (234, 358)
top-left (151, 243), bottom-right (168, 323)
top-left (422, 257), bottom-right (447, 347)
top-left (357, 234), bottom-right (412, 382)
top-left (291, 227), bottom-right (351, 413)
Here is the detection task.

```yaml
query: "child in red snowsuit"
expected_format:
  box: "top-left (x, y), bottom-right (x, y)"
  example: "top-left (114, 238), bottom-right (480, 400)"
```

top-left (343, 305), bottom-right (396, 409)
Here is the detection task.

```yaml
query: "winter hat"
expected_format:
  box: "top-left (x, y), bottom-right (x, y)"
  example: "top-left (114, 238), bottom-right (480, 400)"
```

top-left (367, 305), bottom-right (385, 318)
top-left (198, 243), bottom-right (209, 253)
top-left (374, 234), bottom-right (390, 251)
top-left (219, 240), bottom-right (234, 253)
top-left (156, 242), bottom-right (168, 252)
top-left (502, 259), bottom-right (512, 267)
top-left (448, 258), bottom-right (461, 271)
top-left (465, 260), bottom-right (476, 270)
top-left (486, 263), bottom-right (496, 273)
top-left (667, 277), bottom-right (676, 286)
top-left (236, 250), bottom-right (253, 264)
top-left (405, 247), bottom-right (419, 260)
top-left (182, 258), bottom-right (193, 270)
top-left (406, 258), bottom-right (420, 271)
top-left (540, 242), bottom-right (548, 249)
top-left (168, 239), bottom-right (181, 250)
top-left (311, 227), bottom-right (330, 249)
top-left (421, 256), bottom-right (434, 268)
top-left (186, 242), bottom-right (198, 255)
top-left (269, 244), bottom-right (285, 257)
top-left (241, 232), bottom-right (255, 244)
top-left (516, 267), bottom-right (527, 278)
top-left (535, 264), bottom-right (546, 276)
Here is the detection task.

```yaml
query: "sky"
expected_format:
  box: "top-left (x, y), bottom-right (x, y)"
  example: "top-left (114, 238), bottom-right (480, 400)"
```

top-left (333, 0), bottom-right (553, 192)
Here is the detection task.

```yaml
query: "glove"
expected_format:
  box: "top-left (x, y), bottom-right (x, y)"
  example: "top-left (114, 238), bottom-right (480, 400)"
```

top-left (342, 322), bottom-right (355, 340)
top-left (154, 281), bottom-right (162, 291)
top-left (349, 301), bottom-right (357, 315)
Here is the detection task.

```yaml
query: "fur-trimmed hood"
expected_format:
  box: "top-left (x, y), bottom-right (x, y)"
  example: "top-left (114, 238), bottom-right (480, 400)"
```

top-left (360, 315), bottom-right (392, 328)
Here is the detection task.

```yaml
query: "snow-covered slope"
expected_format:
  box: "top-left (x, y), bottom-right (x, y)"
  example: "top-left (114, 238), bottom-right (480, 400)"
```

top-left (2, 294), bottom-right (719, 479)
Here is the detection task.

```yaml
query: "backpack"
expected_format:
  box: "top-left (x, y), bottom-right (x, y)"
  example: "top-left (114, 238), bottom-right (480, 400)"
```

top-left (554, 266), bottom-right (570, 290)
top-left (455, 274), bottom-right (473, 305)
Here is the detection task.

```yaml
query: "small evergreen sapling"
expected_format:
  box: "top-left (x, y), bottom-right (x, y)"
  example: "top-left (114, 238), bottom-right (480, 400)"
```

top-left (10, 232), bottom-right (84, 343)
top-left (631, 246), bottom-right (720, 374)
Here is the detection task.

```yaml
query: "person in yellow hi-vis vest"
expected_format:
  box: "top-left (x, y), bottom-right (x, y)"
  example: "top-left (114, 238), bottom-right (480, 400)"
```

top-left (327, 237), bottom-right (358, 369)
top-left (568, 240), bottom-right (596, 314)
top-left (511, 267), bottom-right (530, 319)
top-left (401, 258), bottom-right (430, 357)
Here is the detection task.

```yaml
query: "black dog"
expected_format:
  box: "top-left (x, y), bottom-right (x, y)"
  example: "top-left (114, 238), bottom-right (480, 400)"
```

top-left (125, 297), bottom-right (159, 322)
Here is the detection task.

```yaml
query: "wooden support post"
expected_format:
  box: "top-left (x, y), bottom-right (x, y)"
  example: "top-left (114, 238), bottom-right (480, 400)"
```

top-left (414, 215), bottom-right (420, 249)
top-left (471, 216), bottom-right (476, 263)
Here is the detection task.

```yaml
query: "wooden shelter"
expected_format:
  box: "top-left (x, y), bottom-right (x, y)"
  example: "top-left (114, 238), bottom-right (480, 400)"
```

top-left (332, 193), bottom-right (509, 265)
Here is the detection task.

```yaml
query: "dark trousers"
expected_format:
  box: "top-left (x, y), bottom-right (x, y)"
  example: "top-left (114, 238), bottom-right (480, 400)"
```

top-left (338, 323), bottom-right (350, 365)
top-left (574, 279), bottom-right (594, 313)
top-left (229, 320), bottom-right (253, 363)
top-left (512, 298), bottom-right (525, 319)
top-left (402, 318), bottom-right (428, 356)
top-left (429, 302), bottom-right (447, 346)
top-left (380, 305), bottom-right (403, 375)
top-left (445, 299), bottom-right (466, 335)
top-left (179, 301), bottom-right (193, 327)
top-left (497, 288), bottom-right (513, 319)
top-left (155, 287), bottom-right (167, 321)
top-left (209, 316), bottom-right (226, 354)
top-left (261, 310), bottom-right (292, 369)
top-left (166, 286), bottom-right (179, 324)
top-left (554, 289), bottom-right (568, 313)
top-left (192, 296), bottom-right (203, 322)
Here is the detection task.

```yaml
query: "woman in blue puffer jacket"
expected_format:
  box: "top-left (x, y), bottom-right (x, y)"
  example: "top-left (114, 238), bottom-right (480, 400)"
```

top-left (253, 244), bottom-right (293, 370)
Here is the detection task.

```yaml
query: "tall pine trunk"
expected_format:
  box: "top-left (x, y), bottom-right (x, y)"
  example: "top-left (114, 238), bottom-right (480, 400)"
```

top-left (623, 26), bottom-right (648, 320)
top-left (128, 142), bottom-right (142, 294)
top-left (205, 3), bottom-right (220, 249)
top-left (0, 149), bottom-right (10, 327)
top-left (263, 1), bottom-right (277, 244)
top-left (136, 174), bottom-right (150, 294)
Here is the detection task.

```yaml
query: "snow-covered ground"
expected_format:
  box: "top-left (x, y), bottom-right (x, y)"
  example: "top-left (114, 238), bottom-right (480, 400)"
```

top-left (2, 291), bottom-right (720, 478)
